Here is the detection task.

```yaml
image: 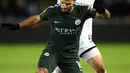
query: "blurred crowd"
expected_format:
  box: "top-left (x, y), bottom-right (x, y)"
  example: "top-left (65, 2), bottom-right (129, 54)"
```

top-left (107, 0), bottom-right (130, 24)
top-left (106, 0), bottom-right (130, 17)
top-left (0, 0), bottom-right (130, 24)
top-left (94, 0), bottom-right (130, 25)
top-left (0, 0), bottom-right (38, 18)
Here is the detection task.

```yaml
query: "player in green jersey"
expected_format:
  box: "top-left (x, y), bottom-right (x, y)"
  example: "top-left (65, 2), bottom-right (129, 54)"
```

top-left (1, 0), bottom-right (110, 73)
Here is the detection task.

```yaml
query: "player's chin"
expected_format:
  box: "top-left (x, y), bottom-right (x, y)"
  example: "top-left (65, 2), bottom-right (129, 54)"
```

top-left (62, 10), bottom-right (70, 14)
top-left (62, 9), bottom-right (68, 12)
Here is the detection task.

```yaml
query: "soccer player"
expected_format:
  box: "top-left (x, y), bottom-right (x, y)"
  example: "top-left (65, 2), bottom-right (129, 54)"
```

top-left (1, 0), bottom-right (110, 73)
top-left (54, 0), bottom-right (107, 73)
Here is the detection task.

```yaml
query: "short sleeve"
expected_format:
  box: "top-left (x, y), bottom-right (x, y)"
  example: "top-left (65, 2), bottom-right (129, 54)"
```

top-left (40, 8), bottom-right (51, 20)
top-left (57, 0), bottom-right (60, 4)
top-left (84, 6), bottom-right (96, 19)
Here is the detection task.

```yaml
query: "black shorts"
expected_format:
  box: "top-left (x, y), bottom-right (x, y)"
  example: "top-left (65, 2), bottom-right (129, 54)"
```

top-left (38, 44), bottom-right (82, 73)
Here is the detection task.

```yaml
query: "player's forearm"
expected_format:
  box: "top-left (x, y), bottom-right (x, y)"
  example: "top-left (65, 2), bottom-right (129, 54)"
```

top-left (96, 9), bottom-right (110, 19)
top-left (1, 15), bottom-right (41, 30)
top-left (102, 9), bottom-right (110, 19)
top-left (93, 0), bottom-right (110, 19)
top-left (19, 15), bottom-right (41, 28)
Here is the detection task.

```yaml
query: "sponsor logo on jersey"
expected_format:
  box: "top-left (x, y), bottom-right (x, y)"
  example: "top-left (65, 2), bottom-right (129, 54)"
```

top-left (55, 27), bottom-right (81, 35)
top-left (75, 19), bottom-right (81, 25)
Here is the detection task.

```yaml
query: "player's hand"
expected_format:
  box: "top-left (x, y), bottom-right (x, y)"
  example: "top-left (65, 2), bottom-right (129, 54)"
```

top-left (93, 0), bottom-right (105, 14)
top-left (1, 23), bottom-right (20, 30)
top-left (93, 0), bottom-right (104, 7)
top-left (94, 5), bottom-right (105, 14)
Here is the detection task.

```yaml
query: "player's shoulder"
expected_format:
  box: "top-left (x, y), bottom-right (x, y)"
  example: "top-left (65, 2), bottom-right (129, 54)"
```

top-left (47, 4), bottom-right (60, 10)
top-left (43, 4), bottom-right (60, 13)
top-left (41, 4), bottom-right (60, 15)
top-left (74, 2), bottom-right (89, 7)
top-left (74, 2), bottom-right (94, 11)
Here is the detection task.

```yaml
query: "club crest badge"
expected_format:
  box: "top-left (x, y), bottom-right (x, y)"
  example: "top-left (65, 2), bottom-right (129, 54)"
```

top-left (75, 19), bottom-right (81, 25)
top-left (44, 52), bottom-right (50, 56)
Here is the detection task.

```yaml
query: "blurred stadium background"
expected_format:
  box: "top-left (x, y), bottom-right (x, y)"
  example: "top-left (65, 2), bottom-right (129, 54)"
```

top-left (0, 0), bottom-right (130, 73)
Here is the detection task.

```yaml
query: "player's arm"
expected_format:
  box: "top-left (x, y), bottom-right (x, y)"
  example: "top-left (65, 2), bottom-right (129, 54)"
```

top-left (93, 0), bottom-right (110, 19)
top-left (82, 2), bottom-right (110, 20)
top-left (85, 5), bottom-right (110, 20)
top-left (20, 8), bottom-right (51, 28)
top-left (1, 15), bottom-right (42, 30)
top-left (1, 8), bottom-right (50, 30)
top-left (95, 8), bottom-right (110, 19)
top-left (19, 15), bottom-right (41, 28)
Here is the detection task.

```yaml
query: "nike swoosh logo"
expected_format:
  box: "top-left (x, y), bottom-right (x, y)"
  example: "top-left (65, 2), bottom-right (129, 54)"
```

top-left (54, 21), bottom-right (61, 23)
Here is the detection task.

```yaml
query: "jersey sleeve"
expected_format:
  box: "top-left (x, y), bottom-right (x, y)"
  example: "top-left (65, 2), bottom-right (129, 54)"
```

top-left (57, 0), bottom-right (60, 4)
top-left (76, 0), bottom-right (95, 7)
top-left (40, 8), bottom-right (51, 20)
top-left (83, 6), bottom-right (96, 19)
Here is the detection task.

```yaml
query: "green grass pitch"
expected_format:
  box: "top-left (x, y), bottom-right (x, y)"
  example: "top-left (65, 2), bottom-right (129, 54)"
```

top-left (0, 43), bottom-right (130, 73)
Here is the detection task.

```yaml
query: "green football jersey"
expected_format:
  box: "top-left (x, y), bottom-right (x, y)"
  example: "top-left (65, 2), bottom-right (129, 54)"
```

top-left (40, 3), bottom-right (96, 51)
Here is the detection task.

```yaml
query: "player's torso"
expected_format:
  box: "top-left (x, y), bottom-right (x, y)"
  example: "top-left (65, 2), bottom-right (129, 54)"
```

top-left (44, 4), bottom-right (89, 53)
top-left (47, 5), bottom-right (86, 45)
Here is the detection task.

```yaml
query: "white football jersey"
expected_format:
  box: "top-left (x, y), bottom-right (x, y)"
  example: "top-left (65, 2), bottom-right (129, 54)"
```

top-left (57, 0), bottom-right (95, 7)
top-left (76, 0), bottom-right (95, 55)
top-left (76, 0), bottom-right (95, 7)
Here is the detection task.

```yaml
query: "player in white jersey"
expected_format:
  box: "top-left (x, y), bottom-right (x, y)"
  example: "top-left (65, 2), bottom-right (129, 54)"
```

top-left (54, 0), bottom-right (107, 73)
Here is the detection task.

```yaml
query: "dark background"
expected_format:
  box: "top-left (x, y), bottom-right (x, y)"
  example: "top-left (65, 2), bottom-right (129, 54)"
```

top-left (0, 0), bottom-right (130, 43)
